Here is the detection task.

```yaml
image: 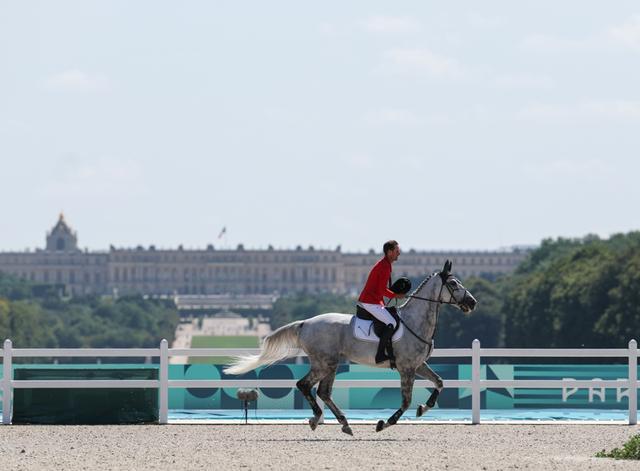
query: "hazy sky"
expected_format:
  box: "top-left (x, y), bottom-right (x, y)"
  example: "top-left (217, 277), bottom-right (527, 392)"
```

top-left (1, 1), bottom-right (639, 253)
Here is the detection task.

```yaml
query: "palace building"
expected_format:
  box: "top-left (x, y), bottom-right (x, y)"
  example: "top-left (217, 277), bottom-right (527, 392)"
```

top-left (0, 215), bottom-right (531, 297)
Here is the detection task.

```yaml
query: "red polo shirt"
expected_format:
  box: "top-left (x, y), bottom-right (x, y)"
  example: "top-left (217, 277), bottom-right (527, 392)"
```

top-left (358, 257), bottom-right (397, 305)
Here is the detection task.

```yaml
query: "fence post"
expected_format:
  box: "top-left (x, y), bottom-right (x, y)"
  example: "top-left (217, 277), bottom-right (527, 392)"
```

top-left (629, 339), bottom-right (637, 426)
top-left (472, 339), bottom-right (481, 424)
top-left (2, 339), bottom-right (12, 425)
top-left (159, 339), bottom-right (169, 424)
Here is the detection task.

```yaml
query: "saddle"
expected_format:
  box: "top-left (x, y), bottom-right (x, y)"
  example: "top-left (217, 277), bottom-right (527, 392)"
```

top-left (356, 305), bottom-right (401, 336)
top-left (356, 305), bottom-right (401, 368)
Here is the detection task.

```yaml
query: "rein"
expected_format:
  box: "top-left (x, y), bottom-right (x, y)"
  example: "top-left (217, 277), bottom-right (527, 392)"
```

top-left (407, 276), bottom-right (471, 306)
top-left (398, 317), bottom-right (432, 345)
top-left (406, 295), bottom-right (457, 304)
top-left (396, 275), bottom-right (471, 345)
top-left (395, 280), bottom-right (448, 345)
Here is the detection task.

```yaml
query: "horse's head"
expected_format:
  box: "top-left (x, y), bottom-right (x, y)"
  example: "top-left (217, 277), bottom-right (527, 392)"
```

top-left (437, 260), bottom-right (477, 314)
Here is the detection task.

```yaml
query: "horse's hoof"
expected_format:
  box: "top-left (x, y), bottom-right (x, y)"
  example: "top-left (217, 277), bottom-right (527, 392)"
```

top-left (341, 425), bottom-right (353, 436)
top-left (308, 417), bottom-right (319, 431)
top-left (416, 405), bottom-right (426, 417)
top-left (375, 420), bottom-right (385, 432)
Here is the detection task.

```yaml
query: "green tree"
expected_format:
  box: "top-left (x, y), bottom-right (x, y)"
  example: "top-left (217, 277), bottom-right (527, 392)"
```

top-left (0, 298), bottom-right (10, 340)
top-left (594, 250), bottom-right (640, 346)
top-left (502, 232), bottom-right (640, 348)
top-left (271, 293), bottom-right (355, 328)
top-left (9, 301), bottom-right (58, 347)
top-left (437, 277), bottom-right (504, 347)
top-left (0, 274), bottom-right (179, 349)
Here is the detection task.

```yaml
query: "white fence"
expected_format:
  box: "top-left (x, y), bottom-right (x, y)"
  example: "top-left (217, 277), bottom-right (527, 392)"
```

top-left (1, 338), bottom-right (638, 425)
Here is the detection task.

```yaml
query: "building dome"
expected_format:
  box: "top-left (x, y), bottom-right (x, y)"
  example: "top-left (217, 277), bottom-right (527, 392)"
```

top-left (46, 213), bottom-right (79, 252)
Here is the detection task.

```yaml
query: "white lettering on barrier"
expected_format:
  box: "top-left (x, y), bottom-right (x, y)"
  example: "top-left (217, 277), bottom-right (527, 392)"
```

top-left (617, 379), bottom-right (630, 402)
top-left (562, 378), bottom-right (629, 402)
top-left (562, 378), bottom-right (578, 401)
top-left (589, 378), bottom-right (605, 402)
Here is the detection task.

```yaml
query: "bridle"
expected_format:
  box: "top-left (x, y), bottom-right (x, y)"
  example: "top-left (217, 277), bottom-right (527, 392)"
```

top-left (394, 273), bottom-right (472, 345)
top-left (407, 275), bottom-right (472, 307)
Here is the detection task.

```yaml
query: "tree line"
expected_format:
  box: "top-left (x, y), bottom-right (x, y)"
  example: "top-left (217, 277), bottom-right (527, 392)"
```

top-left (501, 232), bottom-right (640, 348)
top-left (0, 275), bottom-right (178, 348)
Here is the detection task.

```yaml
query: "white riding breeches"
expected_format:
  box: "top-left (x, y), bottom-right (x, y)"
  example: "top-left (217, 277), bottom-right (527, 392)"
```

top-left (358, 303), bottom-right (397, 327)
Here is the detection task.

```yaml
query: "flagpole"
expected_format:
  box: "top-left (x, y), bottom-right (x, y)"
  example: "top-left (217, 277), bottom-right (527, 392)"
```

top-left (217, 226), bottom-right (227, 250)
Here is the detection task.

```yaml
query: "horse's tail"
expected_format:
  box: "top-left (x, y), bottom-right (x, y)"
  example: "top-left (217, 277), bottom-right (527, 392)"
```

top-left (223, 320), bottom-right (304, 375)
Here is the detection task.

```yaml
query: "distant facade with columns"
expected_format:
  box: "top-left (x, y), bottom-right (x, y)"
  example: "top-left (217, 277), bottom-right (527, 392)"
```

top-left (0, 215), bottom-right (532, 296)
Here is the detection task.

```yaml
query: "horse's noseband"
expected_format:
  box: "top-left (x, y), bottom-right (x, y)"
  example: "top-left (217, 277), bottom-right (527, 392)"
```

top-left (442, 278), bottom-right (474, 310)
top-left (407, 274), bottom-right (474, 310)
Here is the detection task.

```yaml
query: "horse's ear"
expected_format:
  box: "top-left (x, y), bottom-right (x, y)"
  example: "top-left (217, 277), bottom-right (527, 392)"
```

top-left (446, 260), bottom-right (453, 272)
top-left (441, 260), bottom-right (451, 277)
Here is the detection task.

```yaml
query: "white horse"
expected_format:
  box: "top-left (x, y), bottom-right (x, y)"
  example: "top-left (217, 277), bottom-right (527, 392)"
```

top-left (225, 260), bottom-right (477, 434)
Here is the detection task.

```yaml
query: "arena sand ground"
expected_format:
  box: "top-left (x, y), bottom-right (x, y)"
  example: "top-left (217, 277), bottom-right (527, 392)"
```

top-left (1, 424), bottom-right (639, 470)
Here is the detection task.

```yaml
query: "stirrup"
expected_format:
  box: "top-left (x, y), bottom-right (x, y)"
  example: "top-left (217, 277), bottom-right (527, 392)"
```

top-left (375, 324), bottom-right (395, 365)
top-left (386, 344), bottom-right (396, 369)
top-left (375, 351), bottom-right (396, 368)
top-left (375, 354), bottom-right (388, 364)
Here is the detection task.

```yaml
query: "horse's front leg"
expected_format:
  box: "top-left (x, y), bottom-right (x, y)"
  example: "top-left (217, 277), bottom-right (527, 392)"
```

top-left (376, 370), bottom-right (415, 432)
top-left (415, 362), bottom-right (444, 417)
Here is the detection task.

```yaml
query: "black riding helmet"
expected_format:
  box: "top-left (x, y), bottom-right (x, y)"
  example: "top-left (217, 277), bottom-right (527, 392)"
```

top-left (389, 277), bottom-right (412, 294)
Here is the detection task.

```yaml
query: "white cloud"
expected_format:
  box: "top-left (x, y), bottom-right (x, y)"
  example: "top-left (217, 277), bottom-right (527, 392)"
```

top-left (493, 74), bottom-right (555, 89)
top-left (523, 15), bottom-right (640, 53)
top-left (363, 108), bottom-right (421, 126)
top-left (517, 101), bottom-right (640, 123)
top-left (42, 154), bottom-right (145, 198)
top-left (363, 107), bottom-right (463, 127)
top-left (462, 104), bottom-right (496, 122)
top-left (344, 152), bottom-right (376, 171)
top-left (44, 69), bottom-right (111, 93)
top-left (466, 12), bottom-right (506, 29)
top-left (318, 22), bottom-right (340, 37)
top-left (263, 107), bottom-right (297, 122)
top-left (360, 16), bottom-right (421, 34)
top-left (363, 106), bottom-right (496, 127)
top-left (609, 14), bottom-right (640, 49)
top-left (585, 101), bottom-right (640, 119)
top-left (523, 158), bottom-right (615, 183)
top-left (521, 34), bottom-right (596, 52)
top-left (380, 48), bottom-right (463, 78)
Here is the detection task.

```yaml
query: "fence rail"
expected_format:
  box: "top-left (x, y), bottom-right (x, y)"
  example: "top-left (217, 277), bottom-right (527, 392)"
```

top-left (1, 338), bottom-right (638, 425)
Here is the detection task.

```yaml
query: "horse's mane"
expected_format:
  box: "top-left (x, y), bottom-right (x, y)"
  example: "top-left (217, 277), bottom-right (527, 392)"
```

top-left (397, 271), bottom-right (438, 309)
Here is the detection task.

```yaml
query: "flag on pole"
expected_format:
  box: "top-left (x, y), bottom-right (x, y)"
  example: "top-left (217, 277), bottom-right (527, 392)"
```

top-left (217, 226), bottom-right (227, 239)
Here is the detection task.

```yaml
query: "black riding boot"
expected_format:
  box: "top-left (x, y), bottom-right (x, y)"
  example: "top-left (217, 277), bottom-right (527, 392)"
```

top-left (375, 324), bottom-right (395, 364)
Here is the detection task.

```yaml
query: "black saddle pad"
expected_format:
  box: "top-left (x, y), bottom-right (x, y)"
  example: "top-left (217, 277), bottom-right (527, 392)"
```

top-left (356, 306), bottom-right (400, 336)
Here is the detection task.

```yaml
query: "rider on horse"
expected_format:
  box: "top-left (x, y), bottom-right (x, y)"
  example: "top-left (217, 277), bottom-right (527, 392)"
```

top-left (357, 240), bottom-right (405, 364)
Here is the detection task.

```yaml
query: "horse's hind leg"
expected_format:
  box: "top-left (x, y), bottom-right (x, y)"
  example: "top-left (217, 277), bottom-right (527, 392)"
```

top-left (415, 362), bottom-right (444, 417)
top-left (376, 370), bottom-right (415, 432)
top-left (296, 367), bottom-right (327, 431)
top-left (317, 368), bottom-right (353, 436)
